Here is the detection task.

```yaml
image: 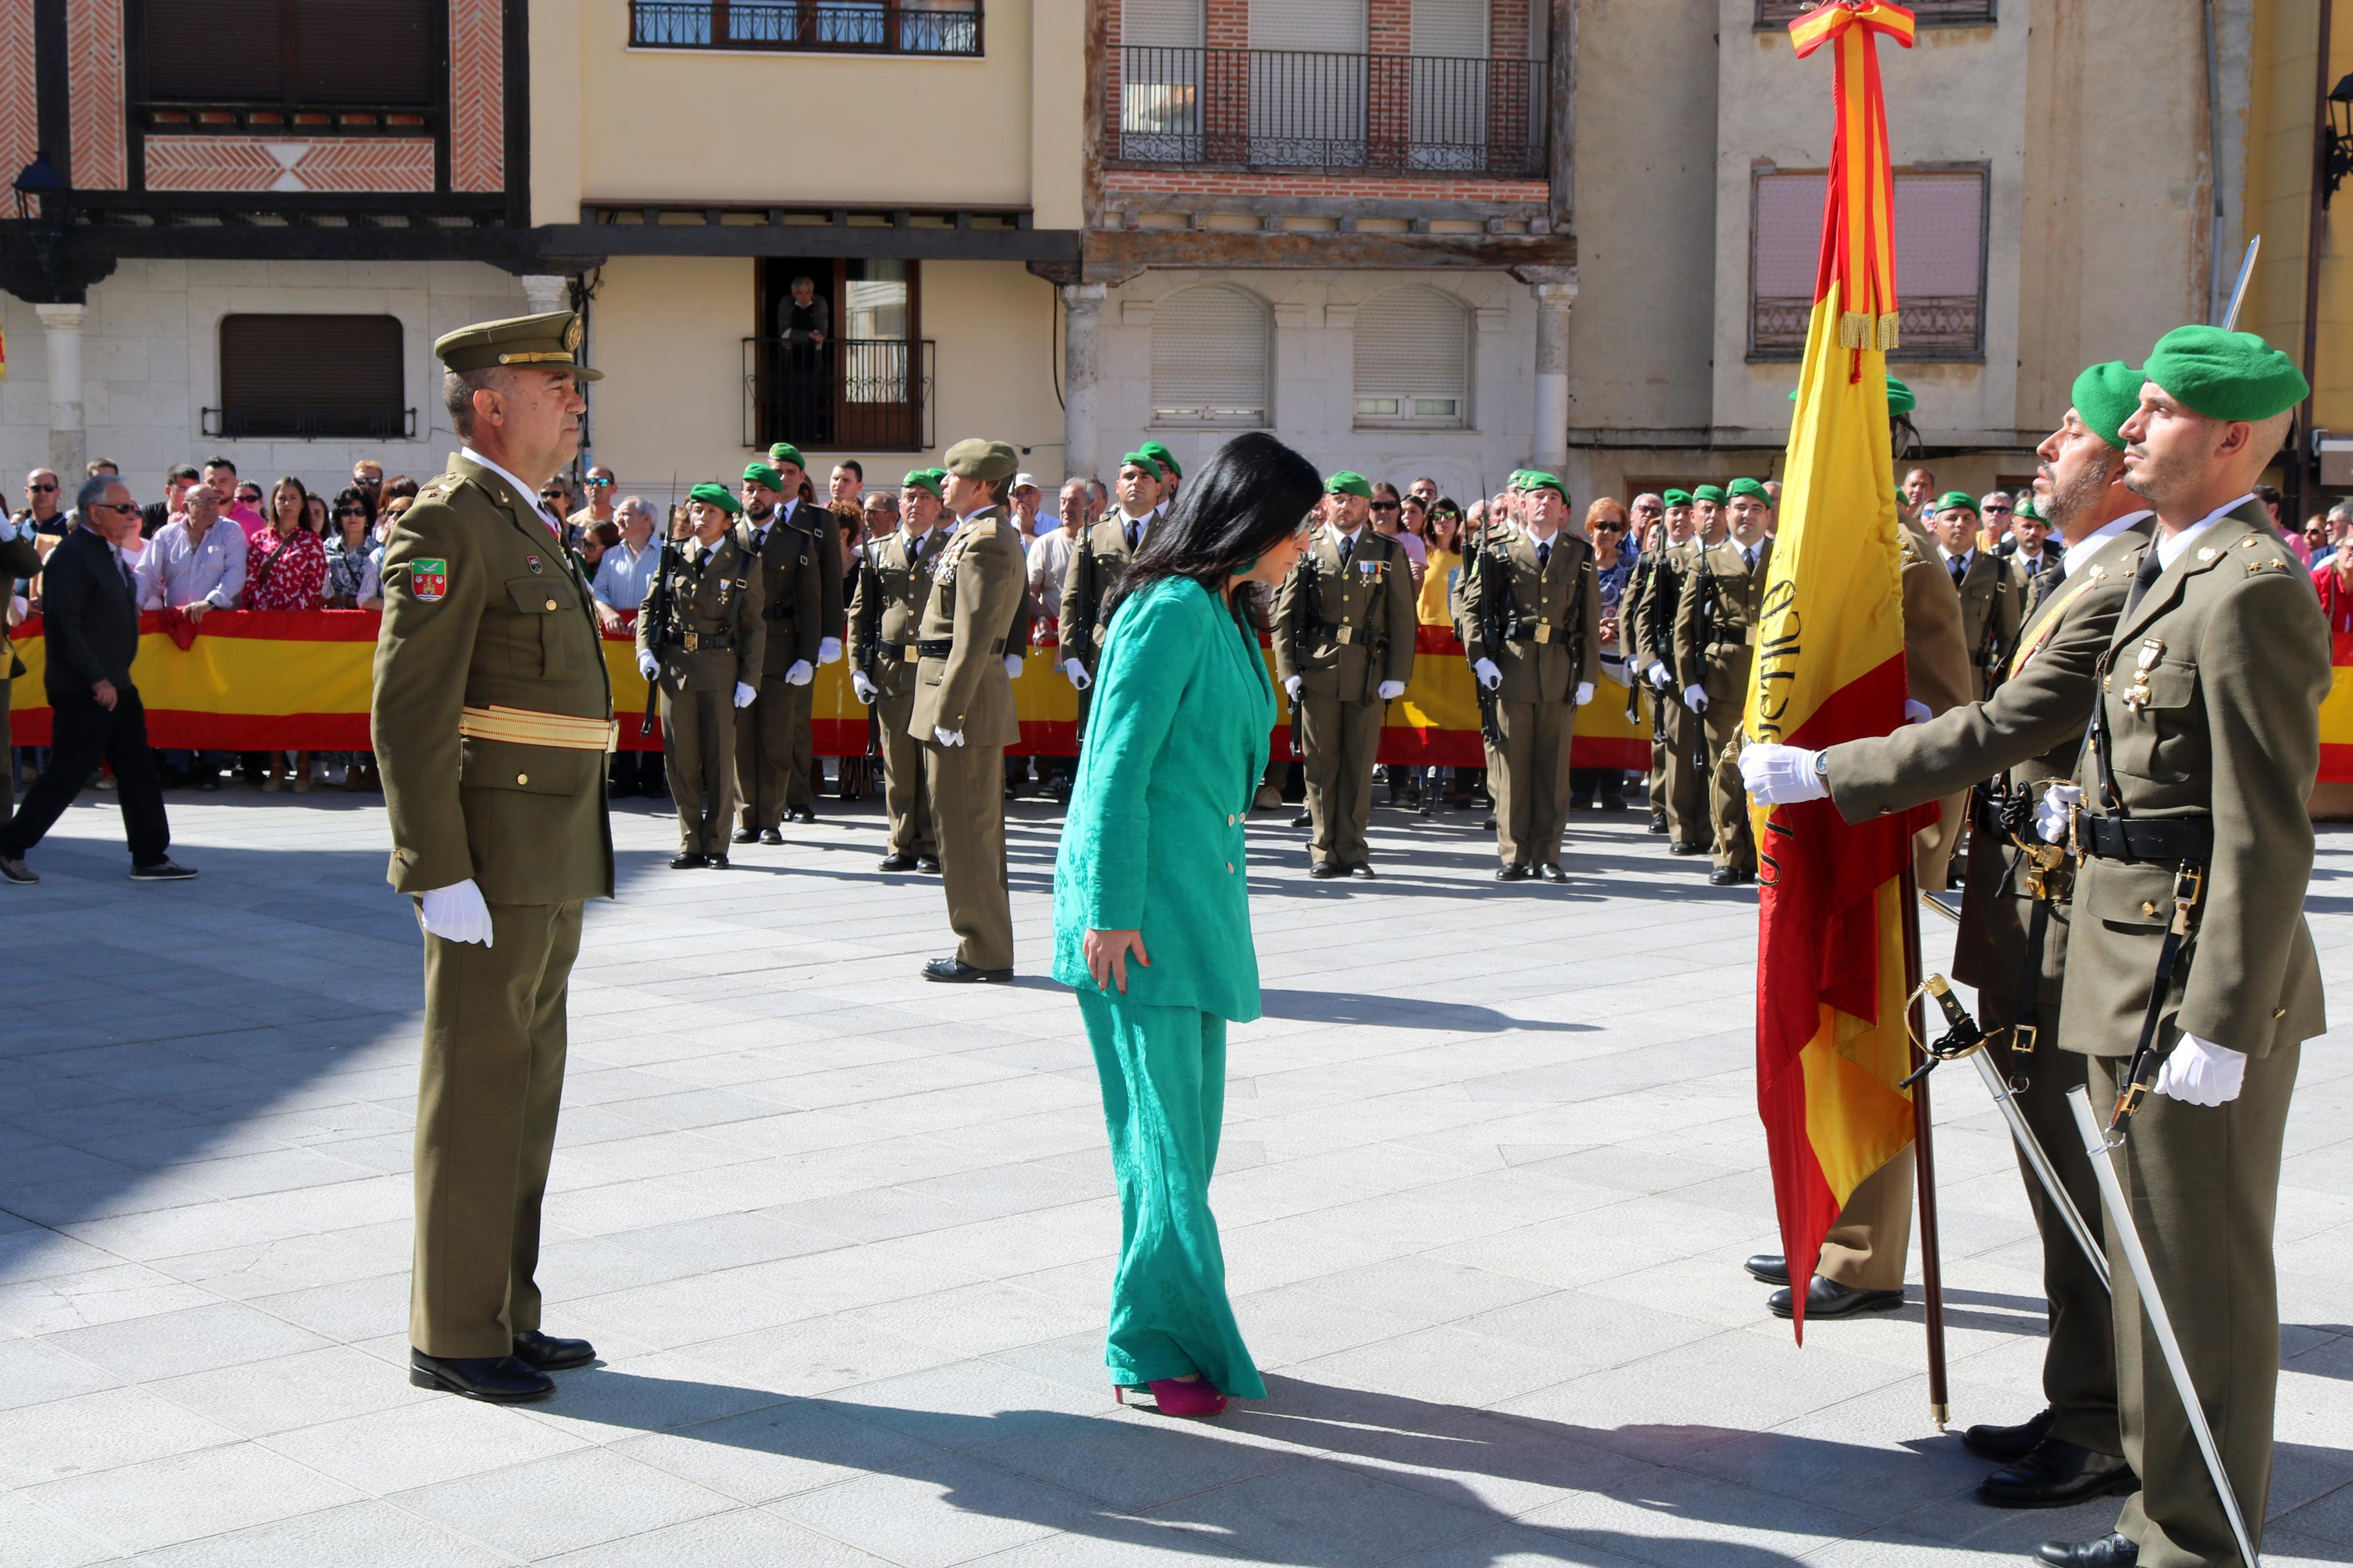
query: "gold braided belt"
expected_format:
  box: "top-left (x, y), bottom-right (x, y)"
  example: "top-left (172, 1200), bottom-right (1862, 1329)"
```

top-left (458, 704), bottom-right (619, 753)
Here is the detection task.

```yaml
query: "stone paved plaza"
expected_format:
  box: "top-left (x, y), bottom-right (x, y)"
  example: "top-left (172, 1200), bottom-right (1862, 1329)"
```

top-left (3, 785), bottom-right (2350, 1567)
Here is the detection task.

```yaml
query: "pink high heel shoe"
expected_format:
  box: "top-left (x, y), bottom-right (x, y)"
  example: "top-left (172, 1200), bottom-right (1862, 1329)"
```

top-left (1115, 1378), bottom-right (1227, 1417)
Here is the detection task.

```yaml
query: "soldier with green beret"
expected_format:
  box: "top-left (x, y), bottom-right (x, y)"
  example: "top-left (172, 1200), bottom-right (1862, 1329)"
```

top-left (637, 483), bottom-right (764, 869)
top-left (2031, 326), bottom-right (2327, 1568)
top-left (1630, 490), bottom-right (1705, 844)
top-left (1673, 477), bottom-right (1773, 884)
top-left (1273, 471), bottom-right (1417, 877)
top-left (913, 438), bottom-right (1029, 980)
top-left (771, 440), bottom-right (847, 813)
top-left (849, 469), bottom-right (949, 872)
top-left (1137, 440), bottom-right (1182, 500)
top-left (1059, 451), bottom-right (1167, 714)
top-left (733, 456), bottom-right (831, 843)
top-left (1726, 477), bottom-right (1770, 504)
top-left (373, 309), bottom-right (611, 1404)
top-left (1928, 489), bottom-right (2024, 700)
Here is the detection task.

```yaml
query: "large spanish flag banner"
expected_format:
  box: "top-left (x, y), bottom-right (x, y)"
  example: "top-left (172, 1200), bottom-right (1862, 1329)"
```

top-left (1749, 0), bottom-right (1928, 1338)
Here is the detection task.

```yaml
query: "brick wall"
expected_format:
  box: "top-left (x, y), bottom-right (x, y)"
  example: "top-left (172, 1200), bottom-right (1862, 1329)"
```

top-left (1492, 0), bottom-right (1531, 59)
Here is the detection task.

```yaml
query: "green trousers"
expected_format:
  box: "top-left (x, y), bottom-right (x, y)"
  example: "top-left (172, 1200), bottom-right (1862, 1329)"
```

top-left (1078, 989), bottom-right (1265, 1400)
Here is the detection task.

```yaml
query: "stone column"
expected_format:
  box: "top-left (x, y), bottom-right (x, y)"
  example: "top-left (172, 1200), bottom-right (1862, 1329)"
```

top-left (1061, 283), bottom-right (1106, 483)
top-left (34, 303), bottom-right (89, 480)
top-left (519, 274), bottom-right (572, 315)
top-left (1530, 278), bottom-right (1577, 474)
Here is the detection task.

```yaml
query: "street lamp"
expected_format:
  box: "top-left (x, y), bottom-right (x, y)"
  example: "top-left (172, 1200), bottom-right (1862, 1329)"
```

top-left (10, 152), bottom-right (64, 221)
top-left (2327, 74), bottom-right (2353, 207)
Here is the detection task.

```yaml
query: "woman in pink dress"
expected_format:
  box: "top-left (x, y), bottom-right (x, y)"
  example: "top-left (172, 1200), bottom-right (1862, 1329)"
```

top-left (246, 477), bottom-right (328, 791)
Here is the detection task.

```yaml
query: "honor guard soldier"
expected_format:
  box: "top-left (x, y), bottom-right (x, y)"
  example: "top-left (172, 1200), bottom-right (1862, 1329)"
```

top-left (1461, 471), bottom-right (1600, 882)
top-left (1138, 440), bottom-right (1182, 507)
top-left (2029, 328), bottom-right (2329, 1568)
top-left (913, 439), bottom-right (1028, 982)
top-left (1741, 361), bottom-right (2157, 1507)
top-left (774, 442), bottom-right (847, 816)
top-left (1617, 492), bottom-right (1669, 833)
top-left (1929, 490), bottom-right (2026, 699)
top-left (1637, 489), bottom-right (1710, 854)
top-left (637, 483), bottom-right (765, 870)
top-left (372, 310), bottom-right (612, 1405)
top-left (1673, 478), bottom-right (1773, 885)
top-left (733, 459), bottom-right (826, 842)
top-left (1273, 472), bottom-right (1418, 878)
top-left (849, 468), bottom-right (949, 872)
top-left (1059, 451), bottom-right (1165, 714)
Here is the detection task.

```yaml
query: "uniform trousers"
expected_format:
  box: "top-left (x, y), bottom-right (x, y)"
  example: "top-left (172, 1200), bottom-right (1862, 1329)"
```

top-left (1660, 701), bottom-right (1710, 848)
top-left (1077, 989), bottom-right (1266, 1399)
top-left (784, 673), bottom-right (819, 812)
top-left (1701, 661), bottom-right (1754, 874)
top-left (410, 898), bottom-right (582, 1357)
top-left (1493, 698), bottom-right (1575, 867)
top-left (1, 685), bottom-right (169, 864)
top-left (1816, 1151), bottom-right (1912, 1292)
top-left (875, 685), bottom-right (934, 857)
top-left (1299, 691), bottom-right (1383, 866)
top-left (734, 674), bottom-right (811, 832)
top-left (2092, 1041), bottom-right (2297, 1568)
top-left (1648, 730), bottom-right (1667, 816)
top-left (661, 684), bottom-right (739, 857)
top-left (923, 736), bottom-right (1013, 970)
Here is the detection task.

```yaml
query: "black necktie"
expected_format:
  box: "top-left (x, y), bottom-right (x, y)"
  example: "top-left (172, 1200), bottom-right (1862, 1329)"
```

top-left (1949, 555), bottom-right (1967, 586)
top-left (1339, 535), bottom-right (1355, 570)
top-left (1124, 519), bottom-right (1139, 553)
top-left (1742, 545), bottom-right (1756, 573)
top-left (1537, 541), bottom-right (1551, 571)
top-left (2124, 546), bottom-right (2165, 615)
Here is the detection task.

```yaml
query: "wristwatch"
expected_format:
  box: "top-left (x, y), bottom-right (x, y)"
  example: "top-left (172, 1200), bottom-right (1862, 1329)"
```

top-left (1813, 752), bottom-right (1831, 785)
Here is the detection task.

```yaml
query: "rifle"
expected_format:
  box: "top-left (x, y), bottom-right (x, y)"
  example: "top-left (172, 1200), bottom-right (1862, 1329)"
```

top-left (1688, 551), bottom-right (1721, 778)
top-left (853, 536), bottom-right (882, 680)
top-left (1289, 541), bottom-right (1321, 760)
top-left (1469, 536), bottom-right (1510, 751)
top-left (636, 539), bottom-right (680, 738)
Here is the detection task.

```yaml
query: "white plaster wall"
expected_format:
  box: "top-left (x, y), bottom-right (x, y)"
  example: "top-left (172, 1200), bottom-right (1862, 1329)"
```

top-left (1, 259), bottom-right (530, 496)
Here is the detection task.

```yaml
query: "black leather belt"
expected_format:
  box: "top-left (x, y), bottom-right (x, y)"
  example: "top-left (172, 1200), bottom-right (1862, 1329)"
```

top-left (663, 629), bottom-right (732, 652)
top-left (1312, 621), bottom-right (1374, 648)
top-left (2079, 815), bottom-right (2213, 863)
top-left (916, 637), bottom-right (1006, 658)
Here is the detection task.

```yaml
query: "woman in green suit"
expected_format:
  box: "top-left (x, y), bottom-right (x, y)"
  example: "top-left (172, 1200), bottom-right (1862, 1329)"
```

top-left (1053, 433), bottom-right (1321, 1417)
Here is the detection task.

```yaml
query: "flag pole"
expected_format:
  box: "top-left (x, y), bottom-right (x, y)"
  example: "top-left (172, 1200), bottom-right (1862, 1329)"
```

top-left (1900, 858), bottom-right (1950, 1429)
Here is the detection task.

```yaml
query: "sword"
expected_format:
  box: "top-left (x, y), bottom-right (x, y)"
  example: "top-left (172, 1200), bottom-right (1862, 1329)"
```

top-left (2219, 235), bottom-right (2260, 331)
top-left (2066, 1086), bottom-right (2263, 1568)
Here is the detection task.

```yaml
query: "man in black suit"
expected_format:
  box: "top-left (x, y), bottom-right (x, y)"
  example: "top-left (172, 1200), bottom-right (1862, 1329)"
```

top-left (0, 477), bottom-right (196, 886)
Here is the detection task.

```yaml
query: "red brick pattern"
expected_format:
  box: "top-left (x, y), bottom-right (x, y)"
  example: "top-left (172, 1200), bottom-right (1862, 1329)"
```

top-left (1368, 0), bottom-right (1410, 55)
top-left (1492, 0), bottom-right (1530, 59)
top-left (448, 0), bottom-right (503, 193)
top-left (1105, 169), bottom-right (1546, 203)
top-left (67, 0), bottom-right (126, 190)
top-left (0, 4), bottom-right (36, 192)
top-left (145, 137), bottom-right (435, 193)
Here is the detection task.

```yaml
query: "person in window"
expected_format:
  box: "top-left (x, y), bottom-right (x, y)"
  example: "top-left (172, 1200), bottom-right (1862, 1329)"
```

top-left (778, 275), bottom-right (831, 441)
top-left (246, 477), bottom-right (328, 792)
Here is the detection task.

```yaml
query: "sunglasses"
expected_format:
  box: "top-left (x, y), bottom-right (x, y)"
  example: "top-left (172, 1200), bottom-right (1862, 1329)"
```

top-left (28, 482), bottom-right (58, 492)
top-left (89, 502), bottom-right (140, 517)
top-left (336, 507), bottom-right (365, 518)
top-left (1594, 522), bottom-right (1628, 533)
top-left (354, 474), bottom-right (381, 485)
top-left (237, 489), bottom-right (262, 501)
top-left (1369, 502), bottom-right (1399, 513)
top-left (585, 476), bottom-right (613, 488)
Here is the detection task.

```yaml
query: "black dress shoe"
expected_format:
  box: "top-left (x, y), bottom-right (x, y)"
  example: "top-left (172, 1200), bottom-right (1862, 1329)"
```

top-left (1496, 863), bottom-right (1529, 882)
top-left (923, 956), bottom-right (1012, 983)
top-left (758, 827), bottom-right (785, 845)
top-left (1600, 794), bottom-right (1627, 812)
top-left (1308, 861), bottom-right (1345, 879)
top-left (1978, 1439), bottom-right (2136, 1509)
top-left (1708, 866), bottom-right (1740, 885)
top-left (1346, 862), bottom-right (1375, 879)
top-left (2034, 1532), bottom-right (2138, 1567)
top-left (1768, 1275), bottom-right (1904, 1320)
top-left (1290, 809), bottom-right (1314, 829)
top-left (915, 854), bottom-right (942, 873)
top-left (790, 806), bottom-right (817, 824)
top-left (878, 852), bottom-right (918, 872)
top-left (668, 852), bottom-right (707, 869)
top-left (1745, 1253), bottom-right (1790, 1286)
top-left (409, 1350), bottom-right (555, 1404)
top-left (1647, 810), bottom-right (1669, 834)
top-left (1667, 840), bottom-right (1705, 856)
top-left (1537, 863), bottom-right (1568, 883)
top-left (130, 859), bottom-right (200, 881)
top-left (732, 827), bottom-right (759, 843)
top-left (1962, 1407), bottom-right (2056, 1464)
top-left (1483, 813), bottom-right (1497, 830)
top-left (512, 1330), bottom-right (597, 1372)
top-left (706, 855), bottom-right (729, 870)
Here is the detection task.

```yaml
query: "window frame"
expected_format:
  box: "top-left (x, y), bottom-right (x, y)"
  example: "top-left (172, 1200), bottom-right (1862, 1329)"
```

top-left (1755, 0), bottom-right (1993, 28)
top-left (1745, 162), bottom-right (1990, 365)
top-left (1351, 286), bottom-right (1474, 432)
top-left (1148, 285), bottom-right (1275, 431)
top-left (628, 1), bottom-right (987, 58)
top-left (209, 313), bottom-right (413, 442)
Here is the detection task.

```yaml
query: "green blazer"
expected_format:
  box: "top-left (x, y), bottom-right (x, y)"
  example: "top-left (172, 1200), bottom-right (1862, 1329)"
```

top-left (1053, 575), bottom-right (1272, 1021)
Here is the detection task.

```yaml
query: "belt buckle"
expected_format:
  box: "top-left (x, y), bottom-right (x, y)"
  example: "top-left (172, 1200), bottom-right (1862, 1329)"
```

top-left (1337, 626), bottom-right (1355, 645)
top-left (2010, 1023), bottom-right (2038, 1057)
top-left (902, 645), bottom-right (918, 664)
top-left (683, 631), bottom-right (700, 652)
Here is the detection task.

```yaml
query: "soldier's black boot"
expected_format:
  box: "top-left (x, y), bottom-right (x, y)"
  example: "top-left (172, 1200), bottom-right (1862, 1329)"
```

top-left (1962, 1407), bottom-right (2056, 1464)
top-left (409, 1350), bottom-right (555, 1404)
top-left (2033, 1533), bottom-right (2137, 1567)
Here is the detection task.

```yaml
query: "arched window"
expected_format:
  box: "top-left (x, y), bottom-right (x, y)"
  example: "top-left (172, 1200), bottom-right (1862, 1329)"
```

top-left (1150, 286), bottom-right (1272, 428)
top-left (1353, 287), bottom-right (1470, 428)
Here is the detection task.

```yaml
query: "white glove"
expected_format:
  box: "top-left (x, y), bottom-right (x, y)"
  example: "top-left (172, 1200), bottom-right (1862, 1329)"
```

top-left (1683, 684), bottom-right (1708, 713)
top-left (1740, 744), bottom-right (1827, 805)
top-left (1062, 658), bottom-right (1091, 692)
top-left (1473, 659), bottom-right (1502, 692)
top-left (934, 726), bottom-right (965, 747)
top-left (1574, 681), bottom-right (1595, 707)
top-left (732, 681), bottom-right (757, 709)
top-left (818, 637), bottom-right (843, 666)
top-left (1377, 680), bottom-right (1406, 701)
top-left (785, 659), bottom-right (814, 687)
top-left (1284, 674), bottom-right (1303, 701)
top-left (1005, 655), bottom-right (1024, 679)
top-left (418, 880), bottom-right (493, 947)
top-left (1904, 699), bottom-right (1932, 725)
top-left (851, 670), bottom-right (878, 705)
top-left (2035, 784), bottom-right (2082, 845)
top-left (636, 650), bottom-right (659, 681)
top-left (2155, 1034), bottom-right (2248, 1106)
top-left (1646, 660), bottom-right (1670, 692)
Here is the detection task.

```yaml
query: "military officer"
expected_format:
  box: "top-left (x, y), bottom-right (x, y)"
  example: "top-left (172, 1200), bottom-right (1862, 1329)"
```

top-left (1930, 490), bottom-right (2026, 699)
top-left (1618, 492), bottom-right (1670, 833)
top-left (1741, 361), bottom-right (2157, 1507)
top-left (849, 468), bottom-right (949, 872)
top-left (1674, 477), bottom-right (1773, 885)
top-left (637, 483), bottom-right (764, 869)
top-left (1638, 489), bottom-right (1710, 854)
top-left (1688, 482), bottom-right (1726, 547)
top-left (372, 311), bottom-right (612, 1404)
top-left (2032, 328), bottom-right (2328, 1568)
top-left (1057, 451), bottom-right (1164, 717)
top-left (1137, 440), bottom-right (1182, 509)
top-left (1273, 472), bottom-right (1418, 878)
top-left (2013, 492), bottom-right (2065, 617)
top-left (1461, 471), bottom-right (1600, 882)
top-left (732, 460), bottom-right (825, 843)
top-left (913, 439), bottom-right (1028, 982)
top-left (771, 442), bottom-right (847, 817)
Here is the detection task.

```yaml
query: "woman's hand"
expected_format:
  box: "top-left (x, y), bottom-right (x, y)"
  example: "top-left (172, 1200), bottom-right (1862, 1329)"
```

top-left (1084, 928), bottom-right (1149, 994)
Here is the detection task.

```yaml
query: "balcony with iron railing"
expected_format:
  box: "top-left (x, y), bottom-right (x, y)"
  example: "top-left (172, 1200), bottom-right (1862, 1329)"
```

top-left (1756, 0), bottom-right (1993, 26)
top-left (1749, 295), bottom-right (1984, 361)
top-left (744, 337), bottom-right (936, 451)
top-left (1110, 47), bottom-right (1547, 177)
top-left (632, 0), bottom-right (983, 55)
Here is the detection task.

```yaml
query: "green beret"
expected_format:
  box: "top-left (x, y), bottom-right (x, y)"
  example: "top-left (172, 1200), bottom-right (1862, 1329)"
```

top-left (687, 482), bottom-right (741, 515)
top-left (1325, 471), bottom-right (1373, 499)
top-left (1519, 471), bottom-right (1568, 499)
top-left (433, 310), bottom-right (603, 382)
top-left (943, 438), bottom-right (1019, 482)
top-left (1933, 490), bottom-right (1979, 516)
top-left (1691, 484), bottom-right (1727, 505)
top-left (2014, 493), bottom-right (2045, 522)
top-left (1137, 441), bottom-right (1181, 479)
top-left (1727, 477), bottom-right (1772, 503)
top-left (2071, 361), bottom-right (2143, 450)
top-left (899, 469), bottom-right (942, 498)
top-left (1661, 489), bottom-right (1692, 507)
top-left (1885, 376), bottom-right (1915, 415)
top-left (2143, 325), bottom-right (2309, 422)
top-left (1119, 450), bottom-right (1165, 481)
top-left (743, 462), bottom-right (784, 492)
top-left (766, 442), bottom-right (806, 471)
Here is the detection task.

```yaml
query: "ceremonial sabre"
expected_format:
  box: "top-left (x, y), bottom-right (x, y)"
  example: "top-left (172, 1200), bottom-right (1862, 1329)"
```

top-left (2065, 1086), bottom-right (2262, 1568)
top-left (2219, 235), bottom-right (2260, 332)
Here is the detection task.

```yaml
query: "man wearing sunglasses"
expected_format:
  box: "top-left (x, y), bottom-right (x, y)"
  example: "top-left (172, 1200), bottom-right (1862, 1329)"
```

top-left (16, 469), bottom-right (66, 539)
top-left (568, 465), bottom-right (617, 537)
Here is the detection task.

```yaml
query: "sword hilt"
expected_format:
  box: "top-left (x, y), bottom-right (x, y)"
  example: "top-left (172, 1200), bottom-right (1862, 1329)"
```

top-left (1899, 975), bottom-right (1988, 1089)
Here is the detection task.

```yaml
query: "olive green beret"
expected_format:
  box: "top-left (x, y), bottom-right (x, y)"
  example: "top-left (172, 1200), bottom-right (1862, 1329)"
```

top-left (434, 310), bottom-right (602, 382)
top-left (1934, 490), bottom-right (1979, 516)
top-left (1727, 477), bottom-right (1772, 503)
top-left (1325, 471), bottom-right (1373, 499)
top-left (1119, 450), bottom-right (1165, 481)
top-left (743, 462), bottom-right (785, 492)
top-left (1885, 376), bottom-right (1915, 415)
top-left (2143, 325), bottom-right (2309, 422)
top-left (2070, 361), bottom-right (2143, 450)
top-left (1661, 489), bottom-right (1692, 507)
top-left (899, 469), bottom-right (943, 498)
top-left (2014, 493), bottom-right (2045, 522)
top-left (767, 442), bottom-right (807, 471)
top-left (1691, 484), bottom-right (1727, 505)
top-left (687, 482), bottom-right (741, 515)
top-left (1519, 471), bottom-right (1568, 499)
top-left (943, 438), bottom-right (1019, 482)
top-left (1137, 440), bottom-right (1181, 479)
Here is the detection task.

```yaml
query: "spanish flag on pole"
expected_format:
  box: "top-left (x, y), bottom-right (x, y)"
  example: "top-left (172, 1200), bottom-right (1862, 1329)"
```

top-left (1749, 1), bottom-right (1926, 1339)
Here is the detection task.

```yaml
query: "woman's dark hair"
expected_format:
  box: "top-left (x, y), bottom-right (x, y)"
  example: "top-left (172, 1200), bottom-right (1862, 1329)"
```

top-left (1103, 432), bottom-right (1321, 632)
top-left (1428, 498), bottom-right (1464, 552)
top-left (332, 487), bottom-right (372, 532)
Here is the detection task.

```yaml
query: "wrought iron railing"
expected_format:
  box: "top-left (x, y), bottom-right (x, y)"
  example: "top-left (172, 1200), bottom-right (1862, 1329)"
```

top-left (633, 1), bottom-right (983, 55)
top-left (744, 338), bottom-right (935, 452)
top-left (1113, 47), bottom-right (1546, 176)
top-left (1757, 0), bottom-right (1993, 26)
top-left (1750, 294), bottom-right (1983, 360)
top-left (204, 406), bottom-right (418, 441)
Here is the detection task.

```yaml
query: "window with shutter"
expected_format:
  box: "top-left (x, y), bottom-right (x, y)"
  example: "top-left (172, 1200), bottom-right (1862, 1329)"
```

top-left (141, 0), bottom-right (438, 108)
top-left (1151, 287), bottom-right (1271, 428)
top-left (1748, 165), bottom-right (1987, 361)
top-left (216, 315), bottom-right (409, 440)
top-left (1122, 0), bottom-right (1204, 160)
top-left (1353, 288), bottom-right (1470, 429)
top-left (1247, 0), bottom-right (1367, 165)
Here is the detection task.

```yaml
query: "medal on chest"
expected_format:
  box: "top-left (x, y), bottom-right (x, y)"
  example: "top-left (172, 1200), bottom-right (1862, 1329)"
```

top-left (2121, 638), bottom-right (2163, 713)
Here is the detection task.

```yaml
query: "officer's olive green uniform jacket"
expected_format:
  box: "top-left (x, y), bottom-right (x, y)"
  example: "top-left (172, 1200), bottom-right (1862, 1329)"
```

top-left (2060, 502), bottom-right (2330, 1059)
top-left (910, 504), bottom-right (1025, 748)
top-left (736, 506), bottom-right (826, 677)
top-left (1057, 513), bottom-right (1145, 673)
top-left (1672, 535), bottom-right (1772, 691)
top-left (1272, 527), bottom-right (1418, 702)
top-left (1949, 548), bottom-right (2024, 688)
top-left (372, 453), bottom-right (615, 904)
top-left (849, 526), bottom-right (945, 701)
top-left (636, 533), bottom-right (765, 695)
top-left (1632, 539), bottom-right (1697, 679)
top-left (1459, 529), bottom-right (1602, 704)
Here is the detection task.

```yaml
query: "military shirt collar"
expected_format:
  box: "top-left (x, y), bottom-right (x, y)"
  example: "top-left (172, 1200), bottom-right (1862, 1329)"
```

top-left (1938, 543), bottom-right (1974, 572)
top-left (2156, 492), bottom-right (2254, 571)
top-left (459, 447), bottom-right (559, 535)
top-left (2062, 509), bottom-right (2152, 578)
top-left (1328, 524), bottom-right (1364, 550)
